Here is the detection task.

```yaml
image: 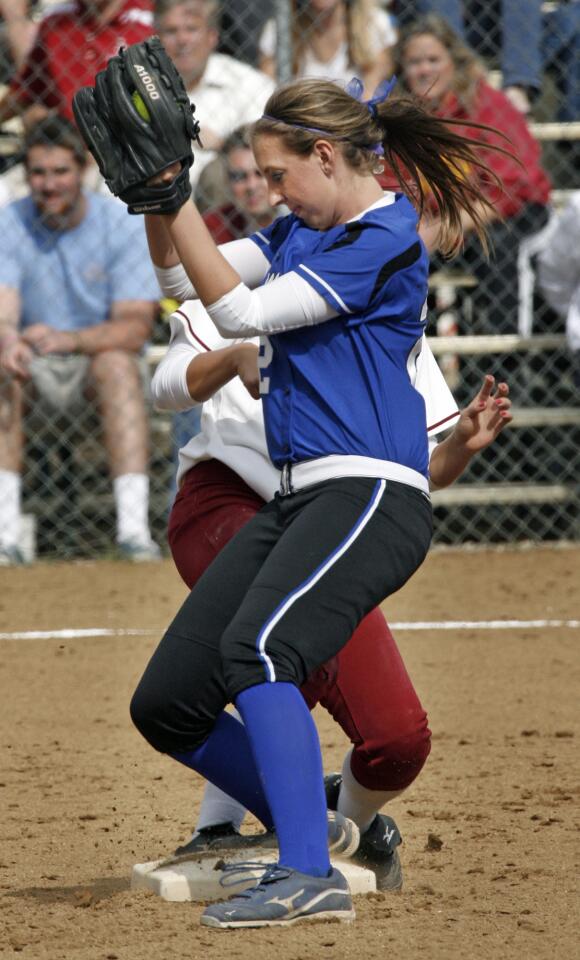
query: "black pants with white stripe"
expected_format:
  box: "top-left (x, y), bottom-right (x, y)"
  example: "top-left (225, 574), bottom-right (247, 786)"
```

top-left (131, 477), bottom-right (433, 754)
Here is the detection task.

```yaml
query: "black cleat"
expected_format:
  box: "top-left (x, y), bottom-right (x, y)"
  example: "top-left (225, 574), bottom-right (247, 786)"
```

top-left (324, 773), bottom-right (404, 891)
top-left (160, 823), bottom-right (276, 867)
top-left (355, 813), bottom-right (403, 891)
top-left (324, 772), bottom-right (343, 811)
top-left (174, 822), bottom-right (242, 856)
top-left (164, 810), bottom-right (358, 869)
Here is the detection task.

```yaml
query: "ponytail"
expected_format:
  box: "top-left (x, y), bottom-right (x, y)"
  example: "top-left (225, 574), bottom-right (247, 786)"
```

top-left (376, 96), bottom-right (506, 256)
top-left (256, 78), bottom-right (512, 256)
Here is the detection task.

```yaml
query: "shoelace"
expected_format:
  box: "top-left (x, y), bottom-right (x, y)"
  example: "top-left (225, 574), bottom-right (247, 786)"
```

top-left (219, 861), bottom-right (291, 896)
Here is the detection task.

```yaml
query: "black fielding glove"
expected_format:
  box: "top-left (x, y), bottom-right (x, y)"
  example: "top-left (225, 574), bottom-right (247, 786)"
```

top-left (73, 36), bottom-right (202, 214)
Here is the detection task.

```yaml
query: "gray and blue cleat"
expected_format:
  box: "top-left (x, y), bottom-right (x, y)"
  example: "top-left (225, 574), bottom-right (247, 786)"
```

top-left (201, 862), bottom-right (355, 928)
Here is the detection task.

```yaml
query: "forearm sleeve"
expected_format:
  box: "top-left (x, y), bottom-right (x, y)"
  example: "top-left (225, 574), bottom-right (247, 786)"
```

top-left (207, 271), bottom-right (337, 338)
top-left (151, 335), bottom-right (198, 412)
top-left (154, 238), bottom-right (271, 301)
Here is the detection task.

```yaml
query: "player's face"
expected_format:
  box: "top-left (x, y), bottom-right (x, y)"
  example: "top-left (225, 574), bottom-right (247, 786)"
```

top-left (402, 34), bottom-right (455, 107)
top-left (227, 147), bottom-right (272, 220)
top-left (156, 3), bottom-right (218, 88)
top-left (253, 134), bottom-right (337, 230)
top-left (26, 146), bottom-right (84, 225)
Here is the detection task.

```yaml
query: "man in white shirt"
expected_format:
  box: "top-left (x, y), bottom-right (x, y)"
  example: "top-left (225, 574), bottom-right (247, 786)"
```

top-left (154, 0), bottom-right (274, 191)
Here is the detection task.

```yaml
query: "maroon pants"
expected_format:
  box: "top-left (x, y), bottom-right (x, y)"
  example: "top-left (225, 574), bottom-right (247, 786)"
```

top-left (168, 459), bottom-right (431, 791)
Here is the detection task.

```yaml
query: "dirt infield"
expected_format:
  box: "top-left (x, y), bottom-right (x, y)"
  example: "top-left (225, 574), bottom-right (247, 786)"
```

top-left (1, 545), bottom-right (578, 960)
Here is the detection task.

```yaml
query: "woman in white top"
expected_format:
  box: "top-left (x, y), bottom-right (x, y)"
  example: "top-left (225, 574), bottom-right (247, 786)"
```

top-left (258, 0), bottom-right (397, 95)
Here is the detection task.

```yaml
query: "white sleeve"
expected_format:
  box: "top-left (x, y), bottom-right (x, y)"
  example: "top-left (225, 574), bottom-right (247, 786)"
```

top-left (151, 315), bottom-right (199, 412)
top-left (152, 299), bottom-right (234, 411)
top-left (538, 195), bottom-right (580, 320)
top-left (154, 238), bottom-right (270, 301)
top-left (415, 337), bottom-right (460, 436)
top-left (154, 263), bottom-right (196, 302)
top-left (259, 19), bottom-right (276, 58)
top-left (373, 9), bottom-right (398, 52)
top-left (207, 272), bottom-right (337, 338)
top-left (220, 238), bottom-right (271, 287)
top-left (566, 287), bottom-right (580, 353)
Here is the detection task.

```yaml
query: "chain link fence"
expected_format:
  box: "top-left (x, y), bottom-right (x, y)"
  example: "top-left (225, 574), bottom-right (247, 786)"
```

top-left (0, 0), bottom-right (578, 563)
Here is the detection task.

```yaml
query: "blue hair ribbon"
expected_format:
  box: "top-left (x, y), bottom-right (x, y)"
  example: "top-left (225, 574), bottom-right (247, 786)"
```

top-left (345, 76), bottom-right (396, 157)
top-left (346, 76), bottom-right (397, 117)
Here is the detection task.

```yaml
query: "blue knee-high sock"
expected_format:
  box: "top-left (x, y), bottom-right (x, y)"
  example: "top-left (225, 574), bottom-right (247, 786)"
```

top-left (171, 710), bottom-right (273, 830)
top-left (236, 682), bottom-right (330, 878)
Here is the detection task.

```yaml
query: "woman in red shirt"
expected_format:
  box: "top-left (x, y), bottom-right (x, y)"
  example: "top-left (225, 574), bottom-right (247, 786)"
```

top-left (396, 13), bottom-right (551, 335)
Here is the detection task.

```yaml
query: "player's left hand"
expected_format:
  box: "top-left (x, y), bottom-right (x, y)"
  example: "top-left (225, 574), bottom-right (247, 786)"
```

top-left (72, 37), bottom-right (201, 215)
top-left (236, 343), bottom-right (260, 399)
top-left (21, 324), bottom-right (77, 356)
top-left (453, 374), bottom-right (512, 452)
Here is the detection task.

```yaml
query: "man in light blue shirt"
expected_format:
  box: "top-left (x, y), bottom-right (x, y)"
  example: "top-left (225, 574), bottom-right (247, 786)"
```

top-left (0, 114), bottom-right (161, 563)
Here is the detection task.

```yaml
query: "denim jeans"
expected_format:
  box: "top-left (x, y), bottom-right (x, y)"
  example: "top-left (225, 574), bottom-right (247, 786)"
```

top-left (542, 2), bottom-right (580, 122)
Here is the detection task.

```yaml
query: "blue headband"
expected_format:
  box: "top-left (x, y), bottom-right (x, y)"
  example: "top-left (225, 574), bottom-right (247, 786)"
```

top-left (260, 76), bottom-right (397, 158)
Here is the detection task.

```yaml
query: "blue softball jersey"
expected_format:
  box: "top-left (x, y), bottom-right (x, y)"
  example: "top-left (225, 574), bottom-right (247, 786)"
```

top-left (251, 194), bottom-right (431, 479)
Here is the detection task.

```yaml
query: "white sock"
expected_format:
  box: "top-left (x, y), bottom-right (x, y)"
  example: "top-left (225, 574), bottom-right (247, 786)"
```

top-left (0, 470), bottom-right (21, 549)
top-left (337, 748), bottom-right (404, 834)
top-left (195, 783), bottom-right (247, 834)
top-left (114, 473), bottom-right (151, 545)
top-left (194, 707), bottom-right (246, 834)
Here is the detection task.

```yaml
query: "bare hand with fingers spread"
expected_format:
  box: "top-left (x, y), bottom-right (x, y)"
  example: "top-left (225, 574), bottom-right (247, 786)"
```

top-left (453, 374), bottom-right (512, 452)
top-left (429, 375), bottom-right (512, 488)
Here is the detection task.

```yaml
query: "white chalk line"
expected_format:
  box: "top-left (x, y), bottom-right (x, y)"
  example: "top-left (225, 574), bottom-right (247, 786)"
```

top-left (0, 628), bottom-right (156, 641)
top-left (0, 619), bottom-right (578, 641)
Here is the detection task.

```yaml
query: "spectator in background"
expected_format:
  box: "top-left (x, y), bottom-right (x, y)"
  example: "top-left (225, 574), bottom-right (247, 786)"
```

top-left (203, 124), bottom-right (281, 243)
top-left (154, 0), bottom-right (274, 196)
top-left (397, 0), bottom-right (580, 128)
top-left (0, 0), bottom-right (153, 127)
top-left (396, 14), bottom-right (551, 334)
top-left (395, 0), bottom-right (542, 115)
top-left (0, 115), bottom-right (161, 565)
top-left (258, 0), bottom-right (396, 95)
top-left (0, 1), bottom-right (39, 82)
top-left (538, 192), bottom-right (580, 386)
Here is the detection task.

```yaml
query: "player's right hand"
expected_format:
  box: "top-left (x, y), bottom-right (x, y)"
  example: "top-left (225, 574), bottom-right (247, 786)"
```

top-left (0, 338), bottom-right (33, 380)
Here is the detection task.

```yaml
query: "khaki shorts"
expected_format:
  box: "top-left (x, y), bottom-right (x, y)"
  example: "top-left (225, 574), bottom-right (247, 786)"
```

top-left (27, 354), bottom-right (150, 414)
top-left (28, 355), bottom-right (91, 413)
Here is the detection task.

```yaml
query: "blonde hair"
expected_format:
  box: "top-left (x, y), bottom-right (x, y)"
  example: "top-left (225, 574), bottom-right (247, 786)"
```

top-left (292, 0), bottom-right (380, 76)
top-left (254, 78), bottom-right (505, 256)
top-left (395, 13), bottom-right (486, 110)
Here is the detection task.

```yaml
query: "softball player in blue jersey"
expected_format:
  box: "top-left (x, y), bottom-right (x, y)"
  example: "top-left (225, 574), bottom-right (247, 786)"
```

top-left (131, 76), bottom-right (504, 928)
